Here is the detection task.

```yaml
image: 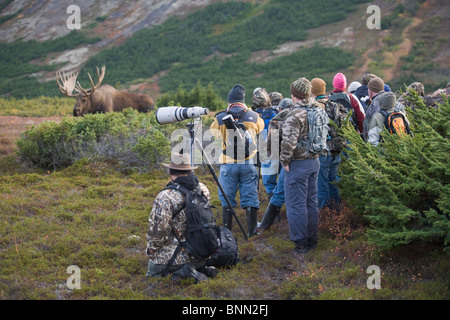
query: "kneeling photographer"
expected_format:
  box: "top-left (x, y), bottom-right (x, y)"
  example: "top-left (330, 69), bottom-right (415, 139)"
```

top-left (210, 84), bottom-right (264, 238)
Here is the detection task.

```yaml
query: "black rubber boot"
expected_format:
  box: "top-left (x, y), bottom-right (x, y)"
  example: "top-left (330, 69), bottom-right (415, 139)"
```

top-left (258, 203), bottom-right (281, 231)
top-left (171, 264), bottom-right (208, 282)
top-left (222, 207), bottom-right (233, 231)
top-left (246, 207), bottom-right (258, 237)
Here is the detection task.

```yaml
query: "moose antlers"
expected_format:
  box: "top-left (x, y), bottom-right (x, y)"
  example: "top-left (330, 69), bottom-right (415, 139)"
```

top-left (56, 70), bottom-right (79, 97)
top-left (56, 66), bottom-right (106, 97)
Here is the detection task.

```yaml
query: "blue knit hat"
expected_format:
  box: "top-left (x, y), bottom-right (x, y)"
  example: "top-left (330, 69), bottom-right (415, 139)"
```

top-left (227, 84), bottom-right (245, 103)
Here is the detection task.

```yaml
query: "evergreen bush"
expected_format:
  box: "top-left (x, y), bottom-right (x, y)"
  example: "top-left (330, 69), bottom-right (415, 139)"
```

top-left (338, 92), bottom-right (449, 252)
top-left (16, 109), bottom-right (174, 170)
top-left (156, 81), bottom-right (225, 111)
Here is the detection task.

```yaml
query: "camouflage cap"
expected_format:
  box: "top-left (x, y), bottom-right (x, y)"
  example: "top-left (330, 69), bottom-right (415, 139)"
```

top-left (252, 87), bottom-right (271, 108)
top-left (408, 82), bottom-right (425, 97)
top-left (269, 92), bottom-right (283, 106)
top-left (361, 73), bottom-right (377, 86)
top-left (278, 98), bottom-right (295, 110)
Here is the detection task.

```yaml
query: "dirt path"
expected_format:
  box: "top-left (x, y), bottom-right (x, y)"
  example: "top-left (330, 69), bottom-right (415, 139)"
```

top-left (0, 116), bottom-right (62, 156)
top-left (353, 17), bottom-right (423, 82)
top-left (383, 17), bottom-right (423, 82)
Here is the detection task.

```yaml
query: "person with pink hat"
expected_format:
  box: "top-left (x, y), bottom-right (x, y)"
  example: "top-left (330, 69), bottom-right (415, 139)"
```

top-left (329, 73), bottom-right (365, 135)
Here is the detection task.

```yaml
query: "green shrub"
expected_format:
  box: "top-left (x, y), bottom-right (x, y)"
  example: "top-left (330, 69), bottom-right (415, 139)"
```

top-left (16, 109), bottom-right (173, 170)
top-left (339, 93), bottom-right (450, 252)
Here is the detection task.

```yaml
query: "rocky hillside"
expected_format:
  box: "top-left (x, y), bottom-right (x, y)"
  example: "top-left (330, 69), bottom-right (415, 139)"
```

top-left (0, 0), bottom-right (448, 98)
top-left (0, 0), bottom-right (216, 74)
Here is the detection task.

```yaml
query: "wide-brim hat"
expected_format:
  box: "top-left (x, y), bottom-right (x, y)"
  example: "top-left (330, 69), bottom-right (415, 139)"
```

top-left (162, 152), bottom-right (198, 170)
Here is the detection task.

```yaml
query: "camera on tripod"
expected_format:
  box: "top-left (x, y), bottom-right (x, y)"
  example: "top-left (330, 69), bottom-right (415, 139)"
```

top-left (154, 105), bottom-right (249, 240)
top-left (155, 106), bottom-right (209, 124)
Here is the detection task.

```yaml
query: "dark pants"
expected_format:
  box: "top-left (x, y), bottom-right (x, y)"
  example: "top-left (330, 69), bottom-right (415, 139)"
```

top-left (284, 158), bottom-right (320, 247)
top-left (318, 154), bottom-right (341, 209)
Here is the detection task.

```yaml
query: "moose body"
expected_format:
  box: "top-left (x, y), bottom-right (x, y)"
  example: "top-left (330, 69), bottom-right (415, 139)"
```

top-left (57, 66), bottom-right (155, 116)
top-left (72, 84), bottom-right (154, 116)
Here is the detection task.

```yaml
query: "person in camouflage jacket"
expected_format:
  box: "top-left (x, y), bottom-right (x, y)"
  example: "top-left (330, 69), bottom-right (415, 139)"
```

top-left (258, 98), bottom-right (295, 231)
top-left (311, 78), bottom-right (346, 210)
top-left (146, 153), bottom-right (217, 280)
top-left (280, 77), bottom-right (321, 254)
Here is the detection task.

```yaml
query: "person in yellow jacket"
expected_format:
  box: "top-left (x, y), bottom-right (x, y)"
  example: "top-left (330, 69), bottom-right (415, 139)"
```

top-left (210, 84), bottom-right (264, 237)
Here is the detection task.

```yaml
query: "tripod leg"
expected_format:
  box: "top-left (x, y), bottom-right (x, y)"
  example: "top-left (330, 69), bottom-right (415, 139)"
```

top-left (195, 139), bottom-right (248, 240)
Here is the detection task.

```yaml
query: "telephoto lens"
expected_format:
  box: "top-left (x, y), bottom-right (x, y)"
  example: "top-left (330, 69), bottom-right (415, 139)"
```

top-left (155, 106), bottom-right (209, 124)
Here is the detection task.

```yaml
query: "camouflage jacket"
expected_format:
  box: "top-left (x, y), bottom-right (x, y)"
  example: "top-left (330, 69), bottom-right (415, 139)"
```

top-left (267, 107), bottom-right (293, 158)
top-left (316, 97), bottom-right (348, 154)
top-left (146, 181), bottom-right (210, 266)
top-left (280, 97), bottom-right (320, 166)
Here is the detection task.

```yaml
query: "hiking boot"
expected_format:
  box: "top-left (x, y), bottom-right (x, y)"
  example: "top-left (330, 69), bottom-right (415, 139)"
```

top-left (294, 245), bottom-right (310, 254)
top-left (171, 264), bottom-right (209, 282)
top-left (258, 203), bottom-right (281, 231)
top-left (307, 237), bottom-right (318, 251)
top-left (222, 207), bottom-right (233, 231)
top-left (294, 239), bottom-right (310, 254)
top-left (246, 207), bottom-right (258, 237)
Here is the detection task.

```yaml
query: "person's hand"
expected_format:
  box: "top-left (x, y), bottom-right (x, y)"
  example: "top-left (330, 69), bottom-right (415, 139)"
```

top-left (283, 165), bottom-right (289, 172)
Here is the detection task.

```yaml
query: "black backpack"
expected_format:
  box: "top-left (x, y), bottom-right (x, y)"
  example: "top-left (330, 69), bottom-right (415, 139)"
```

top-left (329, 92), bottom-right (358, 131)
top-left (319, 99), bottom-right (349, 153)
top-left (163, 183), bottom-right (220, 274)
top-left (206, 226), bottom-right (239, 268)
top-left (222, 109), bottom-right (258, 160)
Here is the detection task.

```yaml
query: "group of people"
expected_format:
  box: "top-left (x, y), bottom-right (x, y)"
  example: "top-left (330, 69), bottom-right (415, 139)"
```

top-left (145, 71), bottom-right (442, 281)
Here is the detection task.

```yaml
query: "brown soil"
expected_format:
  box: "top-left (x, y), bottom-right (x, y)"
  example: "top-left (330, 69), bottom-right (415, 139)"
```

top-left (0, 116), bottom-right (61, 157)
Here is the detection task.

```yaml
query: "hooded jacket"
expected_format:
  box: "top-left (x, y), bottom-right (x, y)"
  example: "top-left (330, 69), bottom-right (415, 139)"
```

top-left (368, 92), bottom-right (396, 147)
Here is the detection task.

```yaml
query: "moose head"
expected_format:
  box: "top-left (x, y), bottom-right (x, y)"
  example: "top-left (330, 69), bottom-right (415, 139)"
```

top-left (56, 66), bottom-right (106, 116)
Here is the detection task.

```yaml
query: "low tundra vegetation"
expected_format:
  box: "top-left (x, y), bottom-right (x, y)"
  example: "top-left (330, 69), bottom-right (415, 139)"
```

top-left (0, 94), bottom-right (448, 300)
top-left (0, 155), bottom-right (448, 300)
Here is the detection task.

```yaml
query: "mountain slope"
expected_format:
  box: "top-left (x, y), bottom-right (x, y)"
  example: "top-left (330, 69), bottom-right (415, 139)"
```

top-left (0, 0), bottom-right (448, 100)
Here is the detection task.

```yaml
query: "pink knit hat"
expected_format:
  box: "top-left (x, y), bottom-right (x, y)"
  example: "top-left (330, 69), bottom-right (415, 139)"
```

top-left (333, 73), bottom-right (347, 91)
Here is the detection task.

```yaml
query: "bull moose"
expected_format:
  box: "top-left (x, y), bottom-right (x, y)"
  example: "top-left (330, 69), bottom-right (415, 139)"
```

top-left (56, 66), bottom-right (155, 116)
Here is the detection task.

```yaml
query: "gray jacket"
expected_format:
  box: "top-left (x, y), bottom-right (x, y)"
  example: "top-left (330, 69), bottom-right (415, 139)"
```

top-left (368, 92), bottom-right (396, 146)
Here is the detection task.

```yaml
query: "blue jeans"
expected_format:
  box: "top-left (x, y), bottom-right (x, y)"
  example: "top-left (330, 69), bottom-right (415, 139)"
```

top-left (318, 155), bottom-right (341, 209)
top-left (218, 163), bottom-right (260, 209)
top-left (261, 160), bottom-right (278, 195)
top-left (269, 167), bottom-right (285, 208)
top-left (284, 158), bottom-right (319, 246)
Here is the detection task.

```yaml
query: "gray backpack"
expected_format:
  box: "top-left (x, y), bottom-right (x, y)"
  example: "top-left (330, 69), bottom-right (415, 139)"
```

top-left (297, 106), bottom-right (329, 154)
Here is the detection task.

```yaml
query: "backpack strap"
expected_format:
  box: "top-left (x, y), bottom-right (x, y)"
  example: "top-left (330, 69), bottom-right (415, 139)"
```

top-left (378, 110), bottom-right (390, 131)
top-left (164, 183), bottom-right (189, 218)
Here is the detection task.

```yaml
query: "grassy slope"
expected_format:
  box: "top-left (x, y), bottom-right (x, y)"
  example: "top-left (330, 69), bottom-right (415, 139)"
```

top-left (0, 153), bottom-right (448, 300)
